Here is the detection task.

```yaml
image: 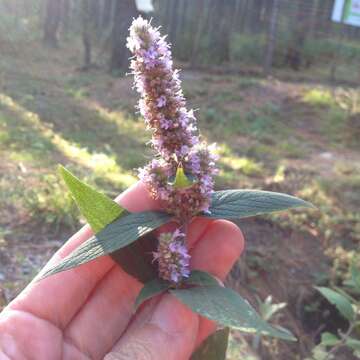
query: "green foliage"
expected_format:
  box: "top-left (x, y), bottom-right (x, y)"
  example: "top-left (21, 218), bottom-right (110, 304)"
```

top-left (303, 89), bottom-right (335, 107)
top-left (303, 38), bottom-right (360, 65)
top-left (184, 270), bottom-right (220, 287)
top-left (191, 328), bottom-right (230, 360)
top-left (206, 189), bottom-right (314, 220)
top-left (171, 286), bottom-right (295, 341)
top-left (0, 0), bottom-right (42, 42)
top-left (134, 278), bottom-right (170, 310)
top-left (308, 274), bottom-right (360, 359)
top-left (220, 156), bottom-right (264, 177)
top-left (315, 287), bottom-right (355, 321)
top-left (230, 33), bottom-right (265, 65)
top-left (23, 174), bottom-right (79, 231)
top-left (59, 166), bottom-right (124, 234)
top-left (40, 210), bottom-right (171, 279)
top-left (320, 332), bottom-right (340, 346)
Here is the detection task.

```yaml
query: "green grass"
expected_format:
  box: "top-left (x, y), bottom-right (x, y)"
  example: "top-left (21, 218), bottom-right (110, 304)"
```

top-left (303, 89), bottom-right (335, 107)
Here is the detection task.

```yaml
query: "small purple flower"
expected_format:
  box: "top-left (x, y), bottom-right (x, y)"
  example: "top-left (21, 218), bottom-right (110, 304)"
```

top-left (180, 145), bottom-right (190, 156)
top-left (159, 117), bottom-right (171, 130)
top-left (156, 95), bottom-right (167, 108)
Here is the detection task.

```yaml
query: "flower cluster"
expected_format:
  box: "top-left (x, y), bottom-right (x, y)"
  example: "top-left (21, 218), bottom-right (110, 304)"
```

top-left (127, 17), bottom-right (218, 282)
top-left (153, 230), bottom-right (190, 283)
top-left (127, 17), bottom-right (218, 222)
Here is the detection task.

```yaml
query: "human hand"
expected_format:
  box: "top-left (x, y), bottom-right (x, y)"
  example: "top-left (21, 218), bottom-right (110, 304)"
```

top-left (0, 182), bottom-right (244, 360)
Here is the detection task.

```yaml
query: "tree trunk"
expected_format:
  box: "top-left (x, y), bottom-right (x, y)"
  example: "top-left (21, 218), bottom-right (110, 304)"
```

top-left (168, 0), bottom-right (180, 46)
top-left (82, 0), bottom-right (92, 68)
top-left (43, 0), bottom-right (63, 47)
top-left (308, 0), bottom-right (320, 38)
top-left (264, 0), bottom-right (280, 75)
top-left (81, 0), bottom-right (99, 68)
top-left (62, 0), bottom-right (71, 35)
top-left (239, 0), bottom-right (249, 32)
top-left (102, 0), bottom-right (114, 28)
top-left (250, 0), bottom-right (264, 33)
top-left (190, 0), bottom-right (210, 67)
top-left (110, 0), bottom-right (139, 74)
top-left (207, 0), bottom-right (231, 64)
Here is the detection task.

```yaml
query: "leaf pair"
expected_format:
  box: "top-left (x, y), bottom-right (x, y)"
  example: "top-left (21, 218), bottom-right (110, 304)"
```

top-left (136, 271), bottom-right (295, 341)
top-left (41, 166), bottom-right (313, 280)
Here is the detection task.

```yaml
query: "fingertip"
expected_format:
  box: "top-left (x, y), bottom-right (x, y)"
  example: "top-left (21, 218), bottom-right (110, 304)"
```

top-left (109, 294), bottom-right (199, 360)
top-left (116, 181), bottom-right (161, 212)
top-left (187, 217), bottom-right (214, 248)
top-left (150, 295), bottom-right (199, 337)
top-left (211, 219), bottom-right (245, 259)
top-left (190, 219), bottom-right (245, 281)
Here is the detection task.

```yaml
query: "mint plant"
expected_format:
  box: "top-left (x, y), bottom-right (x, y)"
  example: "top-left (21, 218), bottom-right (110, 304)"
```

top-left (307, 260), bottom-right (360, 359)
top-left (39, 17), bottom-right (315, 359)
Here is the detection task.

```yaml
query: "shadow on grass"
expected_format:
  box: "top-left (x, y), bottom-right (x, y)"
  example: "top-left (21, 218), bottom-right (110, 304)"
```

top-left (0, 93), bottom-right (138, 191)
top-left (1, 66), bottom-right (148, 174)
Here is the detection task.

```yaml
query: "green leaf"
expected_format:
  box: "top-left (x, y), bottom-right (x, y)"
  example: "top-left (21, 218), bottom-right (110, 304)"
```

top-left (351, 259), bottom-right (360, 292)
top-left (168, 165), bottom-right (195, 189)
top-left (320, 332), bottom-right (340, 346)
top-left (40, 211), bottom-right (171, 279)
top-left (346, 337), bottom-right (360, 351)
top-left (191, 327), bottom-right (230, 360)
top-left (185, 270), bottom-right (219, 287)
top-left (59, 165), bottom-right (124, 233)
top-left (206, 190), bottom-right (314, 219)
top-left (171, 286), bottom-right (296, 341)
top-left (315, 287), bottom-right (355, 321)
top-left (110, 232), bottom-right (158, 283)
top-left (135, 278), bottom-right (170, 310)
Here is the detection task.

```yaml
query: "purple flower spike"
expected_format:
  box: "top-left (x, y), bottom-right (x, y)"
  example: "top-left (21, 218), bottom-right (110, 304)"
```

top-left (153, 230), bottom-right (191, 284)
top-left (127, 17), bottom-right (218, 222)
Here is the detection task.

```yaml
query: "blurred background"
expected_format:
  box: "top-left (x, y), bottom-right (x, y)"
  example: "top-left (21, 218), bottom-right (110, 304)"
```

top-left (0, 0), bottom-right (359, 359)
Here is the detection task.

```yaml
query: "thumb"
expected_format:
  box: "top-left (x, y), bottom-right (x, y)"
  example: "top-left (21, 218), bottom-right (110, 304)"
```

top-left (104, 295), bottom-right (199, 360)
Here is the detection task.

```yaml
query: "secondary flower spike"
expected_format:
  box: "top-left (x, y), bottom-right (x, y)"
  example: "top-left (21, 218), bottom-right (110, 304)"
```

top-left (127, 17), bottom-right (218, 222)
top-left (153, 230), bottom-right (190, 283)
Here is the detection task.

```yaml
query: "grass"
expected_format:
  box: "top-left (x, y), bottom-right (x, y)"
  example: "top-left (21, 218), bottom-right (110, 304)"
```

top-left (303, 89), bottom-right (335, 107)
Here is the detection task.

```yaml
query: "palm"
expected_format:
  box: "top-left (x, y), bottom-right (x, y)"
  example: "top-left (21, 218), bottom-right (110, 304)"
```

top-left (0, 183), bottom-right (244, 360)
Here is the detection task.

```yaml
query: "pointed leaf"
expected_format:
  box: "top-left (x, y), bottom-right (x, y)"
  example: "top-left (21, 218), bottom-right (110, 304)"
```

top-left (135, 278), bottom-right (170, 310)
top-left (315, 287), bottom-right (355, 321)
top-left (206, 190), bottom-right (314, 220)
top-left (110, 232), bottom-right (158, 283)
top-left (185, 270), bottom-right (219, 287)
top-left (171, 286), bottom-right (296, 341)
top-left (320, 332), bottom-right (340, 346)
top-left (191, 327), bottom-right (230, 360)
top-left (40, 211), bottom-right (171, 279)
top-left (59, 165), bottom-right (124, 233)
top-left (168, 165), bottom-right (195, 189)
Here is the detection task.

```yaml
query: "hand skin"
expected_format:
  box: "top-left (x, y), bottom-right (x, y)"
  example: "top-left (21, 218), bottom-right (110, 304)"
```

top-left (0, 182), bottom-right (244, 360)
